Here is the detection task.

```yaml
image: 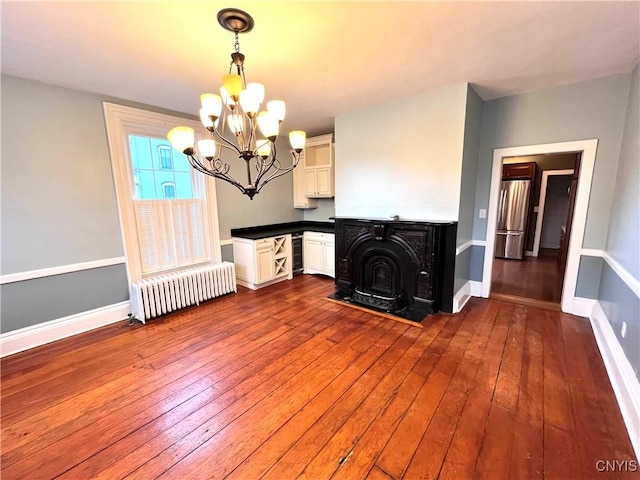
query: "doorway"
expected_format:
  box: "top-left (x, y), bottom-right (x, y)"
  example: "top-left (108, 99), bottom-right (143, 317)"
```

top-left (491, 154), bottom-right (578, 307)
top-left (482, 140), bottom-right (598, 315)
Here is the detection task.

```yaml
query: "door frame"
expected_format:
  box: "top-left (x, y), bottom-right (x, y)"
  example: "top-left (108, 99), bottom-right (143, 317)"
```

top-left (532, 168), bottom-right (575, 256)
top-left (482, 140), bottom-right (598, 314)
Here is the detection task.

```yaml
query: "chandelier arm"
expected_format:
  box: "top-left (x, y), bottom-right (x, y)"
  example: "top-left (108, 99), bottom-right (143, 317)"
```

top-left (210, 127), bottom-right (242, 155)
top-left (188, 154), bottom-right (242, 189)
top-left (256, 151), bottom-right (301, 192)
top-left (253, 142), bottom-right (279, 186)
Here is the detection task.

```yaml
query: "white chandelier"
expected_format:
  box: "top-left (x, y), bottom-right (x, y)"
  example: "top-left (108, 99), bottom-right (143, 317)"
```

top-left (167, 8), bottom-right (306, 200)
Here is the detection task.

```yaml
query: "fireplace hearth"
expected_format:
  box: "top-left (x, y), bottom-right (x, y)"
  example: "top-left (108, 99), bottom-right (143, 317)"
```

top-left (331, 218), bottom-right (456, 322)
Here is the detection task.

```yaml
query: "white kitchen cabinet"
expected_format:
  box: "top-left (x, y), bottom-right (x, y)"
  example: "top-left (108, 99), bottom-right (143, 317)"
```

top-left (293, 151), bottom-right (318, 209)
top-left (232, 234), bottom-right (292, 289)
top-left (303, 232), bottom-right (335, 278)
top-left (292, 134), bottom-right (334, 207)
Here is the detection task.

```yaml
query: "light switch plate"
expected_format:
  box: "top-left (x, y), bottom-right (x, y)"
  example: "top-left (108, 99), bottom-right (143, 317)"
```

top-left (479, 209), bottom-right (487, 219)
top-left (621, 322), bottom-right (627, 338)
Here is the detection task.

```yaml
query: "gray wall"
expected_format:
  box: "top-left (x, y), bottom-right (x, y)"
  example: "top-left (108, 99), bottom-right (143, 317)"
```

top-left (1, 75), bottom-right (124, 274)
top-left (453, 85), bottom-right (482, 295)
top-left (598, 64), bottom-right (639, 380)
top-left (457, 85), bottom-right (483, 246)
top-left (472, 73), bottom-right (631, 246)
top-left (303, 198), bottom-right (335, 222)
top-left (1, 265), bottom-right (129, 333)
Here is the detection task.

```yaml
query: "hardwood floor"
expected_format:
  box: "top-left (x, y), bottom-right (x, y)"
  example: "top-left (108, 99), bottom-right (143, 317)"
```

top-left (1, 275), bottom-right (636, 479)
top-left (492, 253), bottom-right (564, 304)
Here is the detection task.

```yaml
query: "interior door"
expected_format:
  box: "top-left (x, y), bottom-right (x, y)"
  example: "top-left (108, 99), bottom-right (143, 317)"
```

top-left (558, 153), bottom-right (581, 274)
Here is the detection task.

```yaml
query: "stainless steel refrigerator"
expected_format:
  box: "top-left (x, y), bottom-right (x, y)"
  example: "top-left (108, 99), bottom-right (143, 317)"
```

top-left (495, 179), bottom-right (531, 260)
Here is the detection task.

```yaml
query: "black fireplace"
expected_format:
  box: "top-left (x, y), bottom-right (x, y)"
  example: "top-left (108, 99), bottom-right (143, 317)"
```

top-left (331, 218), bottom-right (456, 322)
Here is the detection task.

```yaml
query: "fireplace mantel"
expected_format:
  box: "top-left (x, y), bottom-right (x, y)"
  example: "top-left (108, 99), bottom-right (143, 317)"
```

top-left (331, 217), bottom-right (456, 322)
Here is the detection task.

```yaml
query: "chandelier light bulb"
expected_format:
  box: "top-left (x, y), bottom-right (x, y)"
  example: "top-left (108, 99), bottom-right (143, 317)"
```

top-left (228, 114), bottom-right (244, 135)
top-left (220, 86), bottom-right (236, 109)
top-left (222, 74), bottom-right (243, 101)
top-left (200, 94), bottom-right (223, 119)
top-left (257, 111), bottom-right (280, 140)
top-left (247, 83), bottom-right (265, 105)
top-left (267, 100), bottom-right (286, 123)
top-left (239, 89), bottom-right (260, 116)
top-left (167, 126), bottom-right (195, 154)
top-left (256, 139), bottom-right (271, 158)
top-left (289, 130), bottom-right (306, 151)
top-left (198, 139), bottom-right (217, 159)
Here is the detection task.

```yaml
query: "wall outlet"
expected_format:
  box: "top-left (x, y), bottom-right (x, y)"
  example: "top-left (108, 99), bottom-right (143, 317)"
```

top-left (621, 322), bottom-right (627, 338)
top-left (479, 209), bottom-right (487, 219)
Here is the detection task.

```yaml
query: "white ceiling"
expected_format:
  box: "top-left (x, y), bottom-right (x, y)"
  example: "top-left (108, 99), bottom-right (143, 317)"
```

top-left (2, 1), bottom-right (639, 135)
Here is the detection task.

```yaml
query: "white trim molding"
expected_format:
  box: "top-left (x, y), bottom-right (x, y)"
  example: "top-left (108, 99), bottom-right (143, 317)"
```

top-left (590, 301), bottom-right (640, 460)
top-left (0, 257), bottom-right (126, 285)
top-left (570, 297), bottom-right (597, 318)
top-left (0, 301), bottom-right (131, 357)
top-left (603, 252), bottom-right (640, 298)
top-left (482, 139), bottom-right (598, 314)
top-left (456, 240), bottom-right (473, 255)
top-left (455, 239), bottom-right (486, 255)
top-left (453, 280), bottom-right (483, 313)
top-left (580, 248), bottom-right (604, 258)
top-left (453, 281), bottom-right (471, 313)
top-left (532, 169), bottom-right (574, 256)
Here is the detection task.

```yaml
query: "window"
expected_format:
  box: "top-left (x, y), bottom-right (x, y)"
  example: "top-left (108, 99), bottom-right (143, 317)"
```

top-left (103, 103), bottom-right (221, 282)
top-left (162, 182), bottom-right (176, 199)
top-left (158, 145), bottom-right (173, 169)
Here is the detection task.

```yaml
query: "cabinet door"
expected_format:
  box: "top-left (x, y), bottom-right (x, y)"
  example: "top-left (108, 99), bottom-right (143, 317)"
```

top-left (304, 169), bottom-right (317, 196)
top-left (316, 167), bottom-right (333, 196)
top-left (255, 243), bottom-right (274, 283)
top-left (503, 162), bottom-right (535, 179)
top-left (293, 154), bottom-right (317, 209)
top-left (305, 239), bottom-right (325, 272)
top-left (324, 241), bottom-right (335, 277)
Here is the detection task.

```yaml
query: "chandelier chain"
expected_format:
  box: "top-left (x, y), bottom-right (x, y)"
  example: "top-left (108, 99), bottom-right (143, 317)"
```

top-left (234, 31), bottom-right (240, 54)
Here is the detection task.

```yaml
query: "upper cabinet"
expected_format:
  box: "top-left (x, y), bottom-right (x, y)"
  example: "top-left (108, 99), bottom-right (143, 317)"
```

top-left (293, 134), bottom-right (334, 208)
top-left (293, 152), bottom-right (318, 209)
top-left (502, 162), bottom-right (536, 179)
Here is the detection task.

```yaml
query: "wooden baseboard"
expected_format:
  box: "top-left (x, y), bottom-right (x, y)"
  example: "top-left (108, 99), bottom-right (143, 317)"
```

top-left (324, 297), bottom-right (424, 328)
top-left (489, 292), bottom-right (561, 311)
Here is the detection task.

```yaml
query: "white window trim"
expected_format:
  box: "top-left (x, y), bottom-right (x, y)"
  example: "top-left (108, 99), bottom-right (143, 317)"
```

top-left (103, 102), bottom-right (222, 285)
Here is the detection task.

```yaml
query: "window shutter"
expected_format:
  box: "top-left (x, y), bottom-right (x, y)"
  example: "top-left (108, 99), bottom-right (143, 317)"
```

top-left (155, 200), bottom-right (176, 269)
top-left (134, 201), bottom-right (161, 273)
top-left (172, 200), bottom-right (192, 266)
top-left (189, 200), bottom-right (208, 263)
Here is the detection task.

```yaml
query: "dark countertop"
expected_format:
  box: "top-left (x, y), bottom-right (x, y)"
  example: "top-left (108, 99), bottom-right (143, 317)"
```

top-left (230, 220), bottom-right (335, 240)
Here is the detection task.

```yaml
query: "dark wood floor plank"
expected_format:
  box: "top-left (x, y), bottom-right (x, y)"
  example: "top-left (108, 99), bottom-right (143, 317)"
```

top-left (0, 276), bottom-right (635, 480)
top-left (402, 300), bottom-right (513, 480)
top-left (1, 313), bottom-right (293, 469)
top-left (261, 318), bottom-right (443, 480)
top-left (225, 319), bottom-right (438, 480)
top-left (473, 402), bottom-right (516, 479)
top-left (510, 306), bottom-right (544, 480)
top-left (541, 310), bottom-right (575, 433)
top-left (2, 311), bottom-right (342, 479)
top-left (117, 313), bottom-right (388, 480)
top-left (59, 312), bottom-right (371, 479)
top-left (376, 299), bottom-right (499, 479)
top-left (493, 303), bottom-right (527, 410)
